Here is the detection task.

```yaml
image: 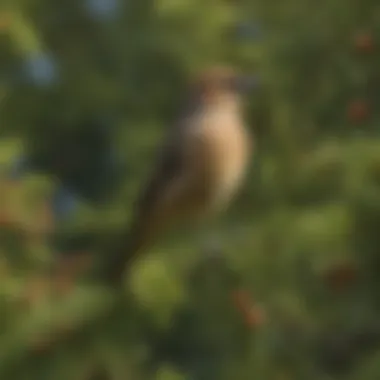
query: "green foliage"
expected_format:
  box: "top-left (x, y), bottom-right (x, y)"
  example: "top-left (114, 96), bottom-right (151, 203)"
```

top-left (1, 0), bottom-right (380, 379)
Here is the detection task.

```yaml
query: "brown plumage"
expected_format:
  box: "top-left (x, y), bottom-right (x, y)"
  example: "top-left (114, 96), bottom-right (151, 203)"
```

top-left (105, 65), bottom-right (252, 285)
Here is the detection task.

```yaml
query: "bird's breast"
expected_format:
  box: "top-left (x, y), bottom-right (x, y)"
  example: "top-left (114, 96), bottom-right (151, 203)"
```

top-left (189, 113), bottom-right (251, 211)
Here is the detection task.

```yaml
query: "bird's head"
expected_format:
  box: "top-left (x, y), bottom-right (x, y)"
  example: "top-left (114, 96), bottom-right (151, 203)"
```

top-left (191, 65), bottom-right (252, 106)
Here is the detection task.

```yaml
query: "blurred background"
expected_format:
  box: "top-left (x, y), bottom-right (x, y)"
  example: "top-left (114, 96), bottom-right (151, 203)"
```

top-left (1, 0), bottom-right (380, 379)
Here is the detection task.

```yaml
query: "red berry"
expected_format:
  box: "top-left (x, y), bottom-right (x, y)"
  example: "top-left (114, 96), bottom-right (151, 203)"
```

top-left (323, 262), bottom-right (357, 292)
top-left (354, 31), bottom-right (375, 53)
top-left (347, 99), bottom-right (370, 123)
top-left (0, 212), bottom-right (16, 229)
top-left (0, 13), bottom-right (11, 32)
top-left (231, 289), bottom-right (266, 328)
top-left (244, 305), bottom-right (266, 328)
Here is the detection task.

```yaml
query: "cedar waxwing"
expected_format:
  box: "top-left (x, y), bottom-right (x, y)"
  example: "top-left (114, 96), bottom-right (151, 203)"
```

top-left (103, 65), bottom-right (253, 285)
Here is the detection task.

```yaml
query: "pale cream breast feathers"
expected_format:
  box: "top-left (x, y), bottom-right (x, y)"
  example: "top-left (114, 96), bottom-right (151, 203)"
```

top-left (186, 109), bottom-right (251, 210)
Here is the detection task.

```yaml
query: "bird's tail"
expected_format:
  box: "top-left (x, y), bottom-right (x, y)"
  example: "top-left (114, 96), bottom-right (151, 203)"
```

top-left (98, 220), bottom-right (158, 287)
top-left (98, 234), bottom-right (141, 286)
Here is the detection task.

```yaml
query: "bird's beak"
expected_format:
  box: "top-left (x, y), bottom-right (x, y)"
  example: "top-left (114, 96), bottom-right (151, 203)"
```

top-left (233, 75), bottom-right (260, 93)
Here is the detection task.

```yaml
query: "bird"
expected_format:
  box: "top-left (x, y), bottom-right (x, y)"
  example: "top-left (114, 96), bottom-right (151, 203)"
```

top-left (101, 65), bottom-right (253, 286)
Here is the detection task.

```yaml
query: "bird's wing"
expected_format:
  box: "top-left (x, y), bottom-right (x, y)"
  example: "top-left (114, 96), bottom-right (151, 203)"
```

top-left (136, 95), bottom-right (201, 219)
top-left (101, 125), bottom-right (189, 285)
top-left (130, 123), bottom-right (189, 234)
